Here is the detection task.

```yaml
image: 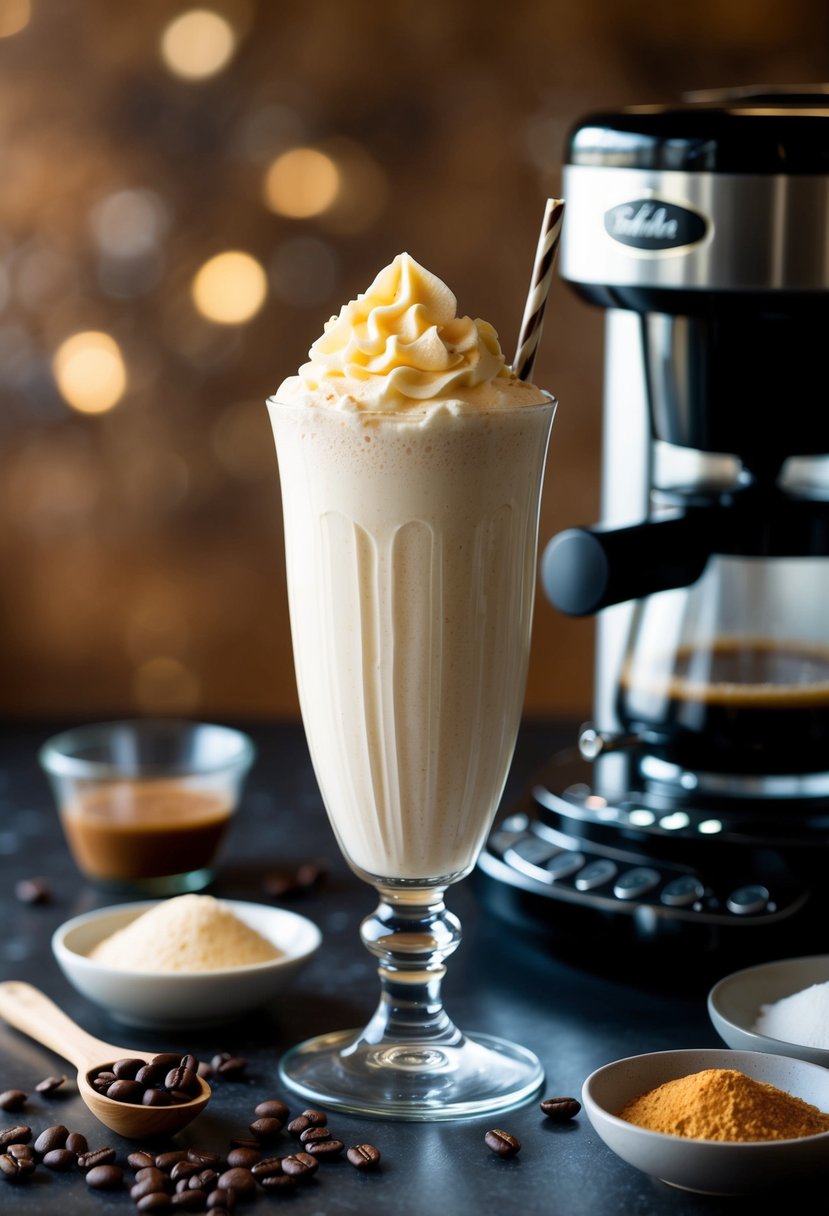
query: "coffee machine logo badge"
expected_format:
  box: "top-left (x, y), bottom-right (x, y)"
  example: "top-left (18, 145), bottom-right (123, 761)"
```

top-left (604, 198), bottom-right (708, 251)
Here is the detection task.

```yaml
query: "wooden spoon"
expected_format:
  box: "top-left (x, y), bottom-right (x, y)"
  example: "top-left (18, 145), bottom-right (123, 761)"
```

top-left (0, 981), bottom-right (210, 1139)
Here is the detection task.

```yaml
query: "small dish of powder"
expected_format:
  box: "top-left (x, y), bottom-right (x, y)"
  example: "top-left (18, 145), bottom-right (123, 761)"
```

top-left (89, 894), bottom-right (282, 973)
top-left (52, 896), bottom-right (322, 1027)
top-left (755, 981), bottom-right (829, 1050)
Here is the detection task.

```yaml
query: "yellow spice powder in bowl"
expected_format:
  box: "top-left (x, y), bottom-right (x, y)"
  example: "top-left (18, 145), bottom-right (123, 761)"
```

top-left (53, 895), bottom-right (322, 1028)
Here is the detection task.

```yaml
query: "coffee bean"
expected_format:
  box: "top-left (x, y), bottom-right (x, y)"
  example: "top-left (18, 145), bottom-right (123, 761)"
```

top-left (143, 1088), bottom-right (175, 1107)
top-left (78, 1147), bottom-right (117, 1170)
top-left (286, 1115), bottom-right (310, 1136)
top-left (0, 1152), bottom-right (35, 1181)
top-left (65, 1130), bottom-right (88, 1155)
top-left (207, 1188), bottom-right (236, 1211)
top-left (254, 1099), bottom-right (289, 1122)
top-left (250, 1156), bottom-right (284, 1180)
top-left (171, 1160), bottom-right (201, 1183)
top-left (136, 1063), bottom-right (165, 1087)
top-left (0, 1125), bottom-right (31, 1147)
top-left (156, 1150), bottom-right (189, 1170)
top-left (107, 1078), bottom-right (145, 1104)
top-left (43, 1148), bottom-right (76, 1171)
top-left (299, 1126), bottom-right (331, 1145)
top-left (86, 1162), bottom-right (123, 1189)
top-left (91, 1070), bottom-right (117, 1092)
top-left (260, 1173), bottom-right (297, 1192)
top-left (249, 1117), bottom-right (282, 1142)
top-left (135, 1166), bottom-right (169, 1186)
top-left (347, 1143), bottom-right (381, 1169)
top-left (225, 1146), bottom-right (259, 1169)
top-left (180, 1054), bottom-right (199, 1073)
top-left (113, 1057), bottom-right (146, 1079)
top-left (15, 876), bottom-right (51, 904)
top-left (215, 1056), bottom-right (247, 1080)
top-left (187, 1149), bottom-right (221, 1168)
top-left (172, 1190), bottom-right (207, 1209)
top-left (35, 1074), bottom-right (66, 1094)
top-left (34, 1124), bottom-right (68, 1154)
top-left (7, 1144), bottom-right (34, 1160)
top-left (301, 1108), bottom-right (327, 1126)
top-left (152, 1054), bottom-right (183, 1070)
top-left (136, 1195), bottom-right (173, 1213)
top-left (306, 1137), bottom-right (344, 1158)
top-left (262, 862), bottom-right (326, 899)
top-left (129, 1151), bottom-right (157, 1170)
top-left (164, 1066), bottom-right (199, 1095)
top-left (484, 1128), bottom-right (521, 1157)
top-left (131, 1172), bottom-right (171, 1200)
top-left (217, 1166), bottom-right (256, 1196)
top-left (540, 1096), bottom-right (581, 1121)
top-left (280, 1152), bottom-right (318, 1178)
top-left (228, 1136), bottom-right (259, 1150)
top-left (189, 1168), bottom-right (218, 1190)
top-left (197, 1061), bottom-right (214, 1078)
top-left (0, 1091), bottom-right (26, 1113)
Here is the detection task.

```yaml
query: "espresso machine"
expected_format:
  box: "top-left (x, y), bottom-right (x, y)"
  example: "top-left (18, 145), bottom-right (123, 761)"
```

top-left (478, 88), bottom-right (829, 965)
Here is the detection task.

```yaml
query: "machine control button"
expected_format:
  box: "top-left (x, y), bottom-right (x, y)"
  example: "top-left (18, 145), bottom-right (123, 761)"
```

top-left (661, 876), bottom-right (705, 907)
top-left (613, 867), bottom-right (661, 900)
top-left (503, 836), bottom-right (561, 882)
top-left (726, 885), bottom-right (770, 916)
top-left (544, 851), bottom-right (586, 880)
top-left (575, 859), bottom-right (618, 891)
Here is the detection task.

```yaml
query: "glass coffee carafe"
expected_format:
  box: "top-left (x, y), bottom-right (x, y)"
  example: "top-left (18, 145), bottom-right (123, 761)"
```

top-left (617, 554), bottom-right (829, 777)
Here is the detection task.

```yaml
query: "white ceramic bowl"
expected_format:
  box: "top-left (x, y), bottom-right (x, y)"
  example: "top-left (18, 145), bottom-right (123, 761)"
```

top-left (53, 900), bottom-right (322, 1029)
top-left (582, 1047), bottom-right (829, 1195)
top-left (708, 955), bottom-right (829, 1066)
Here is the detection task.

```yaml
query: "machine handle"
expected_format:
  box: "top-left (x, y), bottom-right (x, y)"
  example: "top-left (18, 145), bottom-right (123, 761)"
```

top-left (541, 512), bottom-right (710, 616)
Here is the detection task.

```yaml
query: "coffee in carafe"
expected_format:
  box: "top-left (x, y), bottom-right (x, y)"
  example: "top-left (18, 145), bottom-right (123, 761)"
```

top-left (618, 638), bottom-right (829, 775)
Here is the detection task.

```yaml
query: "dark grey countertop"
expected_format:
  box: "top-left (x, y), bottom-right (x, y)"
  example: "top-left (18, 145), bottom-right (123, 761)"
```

top-left (0, 720), bottom-right (811, 1214)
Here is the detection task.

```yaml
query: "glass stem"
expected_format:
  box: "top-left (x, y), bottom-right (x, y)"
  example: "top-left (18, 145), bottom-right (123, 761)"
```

top-left (355, 886), bottom-right (464, 1049)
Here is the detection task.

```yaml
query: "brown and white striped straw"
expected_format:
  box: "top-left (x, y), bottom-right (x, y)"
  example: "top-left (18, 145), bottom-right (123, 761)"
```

top-left (512, 197), bottom-right (565, 383)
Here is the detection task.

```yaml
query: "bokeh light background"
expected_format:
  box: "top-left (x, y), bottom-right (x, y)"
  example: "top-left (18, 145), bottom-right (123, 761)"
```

top-left (2, 0), bottom-right (828, 720)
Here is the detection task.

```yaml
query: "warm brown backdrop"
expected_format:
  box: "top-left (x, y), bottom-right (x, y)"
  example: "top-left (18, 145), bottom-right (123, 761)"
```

top-left (2, 0), bottom-right (829, 721)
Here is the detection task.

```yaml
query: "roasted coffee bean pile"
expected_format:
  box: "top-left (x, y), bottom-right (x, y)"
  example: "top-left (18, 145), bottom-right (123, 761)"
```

top-left (0, 1066), bottom-right (382, 1210)
top-left (88, 1054), bottom-right (202, 1107)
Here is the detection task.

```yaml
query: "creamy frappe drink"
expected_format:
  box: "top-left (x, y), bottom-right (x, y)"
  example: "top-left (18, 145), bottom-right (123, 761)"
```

top-left (268, 252), bottom-right (554, 1117)
top-left (269, 253), bottom-right (552, 884)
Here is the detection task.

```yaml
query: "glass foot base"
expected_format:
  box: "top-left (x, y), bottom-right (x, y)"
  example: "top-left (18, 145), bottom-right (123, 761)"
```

top-left (278, 1028), bottom-right (544, 1120)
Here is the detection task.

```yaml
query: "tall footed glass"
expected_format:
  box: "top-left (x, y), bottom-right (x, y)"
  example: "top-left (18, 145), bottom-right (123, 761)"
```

top-left (269, 392), bottom-right (555, 1119)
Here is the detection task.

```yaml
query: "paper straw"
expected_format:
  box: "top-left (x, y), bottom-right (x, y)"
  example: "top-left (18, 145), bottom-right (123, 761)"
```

top-left (512, 197), bottom-right (565, 383)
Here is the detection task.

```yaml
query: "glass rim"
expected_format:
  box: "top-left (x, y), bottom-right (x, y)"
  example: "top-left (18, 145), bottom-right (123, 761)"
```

top-left (265, 388), bottom-right (557, 419)
top-left (38, 718), bottom-right (256, 780)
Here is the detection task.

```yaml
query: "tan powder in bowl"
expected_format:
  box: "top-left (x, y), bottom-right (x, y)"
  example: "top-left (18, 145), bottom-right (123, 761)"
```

top-left (89, 894), bottom-right (283, 972)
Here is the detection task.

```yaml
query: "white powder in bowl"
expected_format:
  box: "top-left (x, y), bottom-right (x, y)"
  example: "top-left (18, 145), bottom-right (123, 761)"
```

top-left (89, 894), bottom-right (283, 972)
top-left (754, 980), bottom-right (829, 1049)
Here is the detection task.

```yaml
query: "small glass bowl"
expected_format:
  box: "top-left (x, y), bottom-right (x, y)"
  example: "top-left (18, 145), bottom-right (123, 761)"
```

top-left (40, 719), bottom-right (255, 895)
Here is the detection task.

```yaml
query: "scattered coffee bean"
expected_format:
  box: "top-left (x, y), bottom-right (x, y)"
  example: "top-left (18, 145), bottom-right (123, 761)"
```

top-left (225, 1146), bottom-right (259, 1169)
top-left (78, 1146), bottom-right (117, 1170)
top-left (286, 1115), bottom-right (311, 1136)
top-left (249, 1116), bottom-right (282, 1142)
top-left (260, 1172), bottom-right (297, 1192)
top-left (189, 1168), bottom-right (218, 1191)
top-left (215, 1056), bottom-right (247, 1080)
top-left (65, 1130), bottom-right (88, 1154)
top-left (129, 1150), bottom-right (157, 1170)
top-left (262, 862), bottom-right (326, 899)
top-left (306, 1137), bottom-right (344, 1159)
top-left (207, 1189), bottom-right (236, 1211)
top-left (299, 1125), bottom-right (331, 1145)
top-left (540, 1096), bottom-right (581, 1121)
top-left (172, 1190), bottom-right (207, 1210)
top-left (197, 1061), bottom-right (214, 1078)
top-left (250, 1157), bottom-right (284, 1179)
top-left (0, 1151), bottom-right (35, 1181)
top-left (187, 1148), bottom-right (221, 1168)
top-left (131, 1171), bottom-right (170, 1200)
top-left (85, 1162), bottom-right (123, 1189)
top-left (301, 1107), bottom-right (327, 1126)
top-left (281, 1151), bottom-right (318, 1179)
top-left (34, 1123), bottom-right (68, 1154)
top-left (7, 1143), bottom-right (34, 1160)
top-left (35, 1074), bottom-right (66, 1095)
top-left (156, 1149), bottom-right (189, 1170)
top-left (254, 1098), bottom-right (289, 1122)
top-left (217, 1165), bottom-right (256, 1196)
top-left (170, 1160), bottom-right (201, 1183)
top-left (14, 876), bottom-right (51, 904)
top-left (0, 1091), bottom-right (26, 1113)
top-left (136, 1195), bottom-right (173, 1213)
top-left (347, 1143), bottom-right (381, 1169)
top-left (485, 1128), bottom-right (521, 1158)
top-left (228, 1136), bottom-right (260, 1150)
top-left (0, 1124), bottom-right (31, 1147)
top-left (43, 1147), bottom-right (76, 1170)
